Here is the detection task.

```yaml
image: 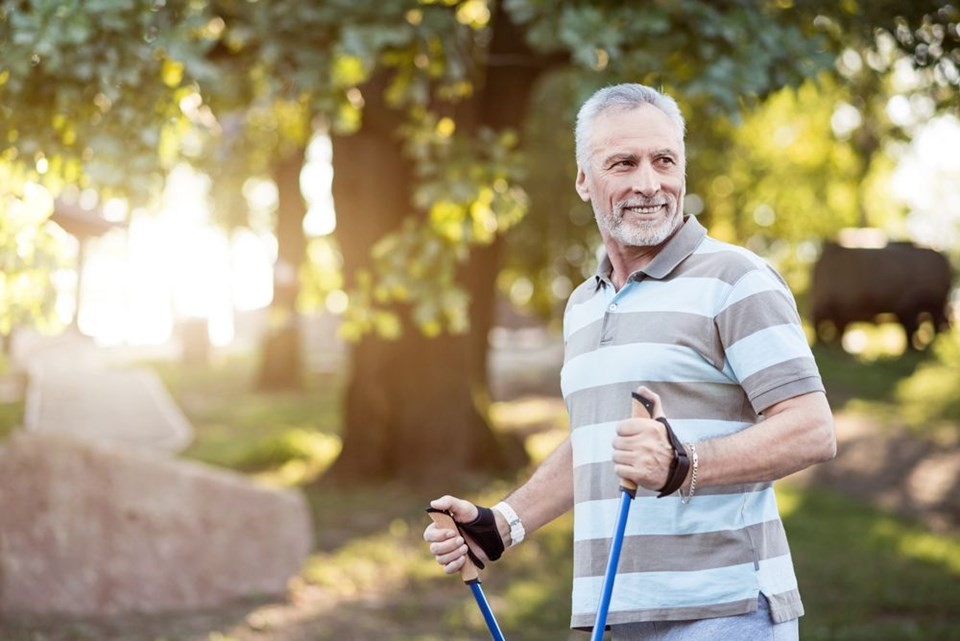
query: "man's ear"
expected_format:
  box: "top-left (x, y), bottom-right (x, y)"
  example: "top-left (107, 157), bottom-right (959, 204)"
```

top-left (575, 167), bottom-right (590, 202)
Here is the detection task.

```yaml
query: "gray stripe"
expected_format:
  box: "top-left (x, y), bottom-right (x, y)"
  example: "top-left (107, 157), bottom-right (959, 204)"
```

top-left (573, 462), bottom-right (770, 502)
top-left (574, 462), bottom-right (647, 501)
top-left (668, 250), bottom-right (760, 285)
top-left (635, 215), bottom-right (707, 281)
top-left (572, 597), bottom-right (759, 630)
top-left (574, 520), bottom-right (791, 577)
top-left (766, 588), bottom-right (804, 623)
top-left (744, 365), bottom-right (825, 415)
top-left (566, 311), bottom-right (724, 371)
top-left (565, 292), bottom-right (800, 374)
top-left (716, 289), bottom-right (802, 347)
top-left (566, 277), bottom-right (603, 309)
top-left (566, 380), bottom-right (755, 427)
top-left (564, 318), bottom-right (603, 364)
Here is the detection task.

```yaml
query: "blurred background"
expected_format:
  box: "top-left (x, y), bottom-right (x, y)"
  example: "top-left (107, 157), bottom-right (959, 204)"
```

top-left (0, 1), bottom-right (958, 640)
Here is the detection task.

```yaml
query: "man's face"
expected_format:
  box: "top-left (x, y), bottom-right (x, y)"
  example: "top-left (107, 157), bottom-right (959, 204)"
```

top-left (575, 104), bottom-right (686, 248)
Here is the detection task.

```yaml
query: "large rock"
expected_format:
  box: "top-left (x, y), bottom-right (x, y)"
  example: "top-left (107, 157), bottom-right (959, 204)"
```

top-left (0, 432), bottom-right (313, 616)
top-left (17, 329), bottom-right (194, 453)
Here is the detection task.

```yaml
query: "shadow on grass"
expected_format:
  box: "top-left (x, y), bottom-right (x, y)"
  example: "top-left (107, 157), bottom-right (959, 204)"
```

top-left (781, 485), bottom-right (960, 641)
top-left (812, 344), bottom-right (930, 410)
top-left (0, 602), bottom-right (278, 641)
top-left (248, 477), bottom-right (579, 641)
top-left (8, 345), bottom-right (957, 641)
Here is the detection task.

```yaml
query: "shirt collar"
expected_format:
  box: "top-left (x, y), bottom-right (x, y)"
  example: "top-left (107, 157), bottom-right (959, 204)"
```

top-left (593, 215), bottom-right (707, 288)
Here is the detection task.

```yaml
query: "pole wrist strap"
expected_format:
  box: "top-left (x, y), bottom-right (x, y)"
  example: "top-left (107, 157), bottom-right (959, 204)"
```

top-left (656, 416), bottom-right (690, 498)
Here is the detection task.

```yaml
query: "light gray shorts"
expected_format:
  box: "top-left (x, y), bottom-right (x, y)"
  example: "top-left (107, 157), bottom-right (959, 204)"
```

top-left (611, 594), bottom-right (800, 641)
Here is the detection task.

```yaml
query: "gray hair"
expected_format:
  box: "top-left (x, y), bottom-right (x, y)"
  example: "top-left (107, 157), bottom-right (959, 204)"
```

top-left (574, 84), bottom-right (686, 169)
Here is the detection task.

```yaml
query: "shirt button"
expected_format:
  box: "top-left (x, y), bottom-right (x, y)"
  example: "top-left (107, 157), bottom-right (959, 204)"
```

top-left (609, 303), bottom-right (618, 312)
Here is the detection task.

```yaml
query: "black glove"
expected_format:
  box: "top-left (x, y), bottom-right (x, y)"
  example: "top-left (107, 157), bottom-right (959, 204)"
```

top-left (425, 505), bottom-right (506, 570)
top-left (457, 505), bottom-right (506, 569)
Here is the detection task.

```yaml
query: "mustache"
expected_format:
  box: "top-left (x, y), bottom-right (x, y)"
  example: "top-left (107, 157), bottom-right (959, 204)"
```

top-left (614, 197), bottom-right (672, 212)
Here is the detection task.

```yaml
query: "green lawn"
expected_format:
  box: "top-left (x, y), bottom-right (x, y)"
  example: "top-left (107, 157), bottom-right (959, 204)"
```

top-left (814, 326), bottom-right (960, 435)
top-left (0, 353), bottom-right (24, 440)
top-left (147, 348), bottom-right (960, 641)
top-left (150, 354), bottom-right (344, 485)
top-left (243, 478), bottom-right (960, 641)
top-left (2, 337), bottom-right (958, 640)
top-left (782, 486), bottom-right (960, 641)
top-left (0, 400), bottom-right (23, 440)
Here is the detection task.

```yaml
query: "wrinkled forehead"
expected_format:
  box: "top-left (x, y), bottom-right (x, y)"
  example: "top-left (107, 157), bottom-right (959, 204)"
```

top-left (587, 104), bottom-right (685, 161)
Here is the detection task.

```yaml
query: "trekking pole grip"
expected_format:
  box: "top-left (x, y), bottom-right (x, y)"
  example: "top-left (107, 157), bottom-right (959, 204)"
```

top-left (428, 509), bottom-right (480, 583)
top-left (621, 391), bottom-right (657, 494)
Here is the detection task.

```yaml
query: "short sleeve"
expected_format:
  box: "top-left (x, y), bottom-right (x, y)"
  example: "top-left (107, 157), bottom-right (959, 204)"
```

top-left (716, 265), bottom-right (824, 414)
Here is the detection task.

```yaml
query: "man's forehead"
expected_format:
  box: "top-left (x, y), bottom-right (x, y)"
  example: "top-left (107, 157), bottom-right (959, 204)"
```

top-left (591, 104), bottom-right (684, 154)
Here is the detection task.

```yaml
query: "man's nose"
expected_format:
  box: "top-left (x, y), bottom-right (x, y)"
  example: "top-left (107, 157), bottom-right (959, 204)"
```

top-left (631, 163), bottom-right (660, 196)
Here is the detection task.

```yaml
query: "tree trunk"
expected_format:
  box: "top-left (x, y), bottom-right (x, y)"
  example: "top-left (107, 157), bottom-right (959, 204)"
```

top-left (256, 146), bottom-right (307, 391)
top-left (325, 6), bottom-right (553, 484)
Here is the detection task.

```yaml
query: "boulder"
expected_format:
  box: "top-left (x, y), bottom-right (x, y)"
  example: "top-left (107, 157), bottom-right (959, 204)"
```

top-left (0, 432), bottom-right (313, 616)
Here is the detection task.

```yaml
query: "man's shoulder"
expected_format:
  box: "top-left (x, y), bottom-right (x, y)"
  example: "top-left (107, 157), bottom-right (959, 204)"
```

top-left (566, 275), bottom-right (601, 309)
top-left (694, 234), bottom-right (767, 266)
top-left (681, 234), bottom-right (782, 285)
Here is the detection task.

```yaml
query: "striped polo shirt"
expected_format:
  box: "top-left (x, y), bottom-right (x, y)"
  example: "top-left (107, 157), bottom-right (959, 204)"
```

top-left (561, 215), bottom-right (824, 629)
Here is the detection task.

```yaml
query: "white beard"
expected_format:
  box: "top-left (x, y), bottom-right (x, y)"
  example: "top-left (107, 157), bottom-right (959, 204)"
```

top-left (596, 196), bottom-right (683, 247)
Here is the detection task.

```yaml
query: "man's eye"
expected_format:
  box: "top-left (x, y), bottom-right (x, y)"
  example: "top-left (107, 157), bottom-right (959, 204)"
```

top-left (657, 156), bottom-right (676, 165)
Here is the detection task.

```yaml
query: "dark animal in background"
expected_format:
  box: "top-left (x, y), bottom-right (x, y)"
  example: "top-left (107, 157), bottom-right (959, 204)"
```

top-left (810, 242), bottom-right (952, 349)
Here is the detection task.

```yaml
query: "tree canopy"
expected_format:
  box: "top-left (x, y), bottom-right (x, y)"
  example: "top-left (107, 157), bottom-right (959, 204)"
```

top-left (2, 0), bottom-right (957, 480)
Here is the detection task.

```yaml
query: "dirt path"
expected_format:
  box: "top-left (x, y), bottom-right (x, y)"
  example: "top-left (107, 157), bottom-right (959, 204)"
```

top-left (2, 404), bottom-right (956, 641)
top-left (788, 411), bottom-right (960, 534)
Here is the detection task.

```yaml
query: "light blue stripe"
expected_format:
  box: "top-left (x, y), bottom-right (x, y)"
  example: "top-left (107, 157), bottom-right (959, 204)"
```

top-left (695, 236), bottom-right (733, 254)
top-left (697, 237), bottom-right (767, 266)
top-left (757, 554), bottom-right (799, 595)
top-left (721, 269), bottom-right (785, 307)
top-left (571, 421), bottom-right (618, 468)
top-left (561, 343), bottom-right (736, 397)
top-left (570, 419), bottom-right (751, 467)
top-left (572, 563), bottom-right (758, 616)
top-left (565, 290), bottom-right (613, 338)
top-left (565, 278), bottom-right (733, 334)
top-left (612, 279), bottom-right (730, 316)
top-left (573, 488), bottom-right (779, 540)
top-left (669, 418), bottom-right (753, 442)
top-left (724, 324), bottom-right (811, 380)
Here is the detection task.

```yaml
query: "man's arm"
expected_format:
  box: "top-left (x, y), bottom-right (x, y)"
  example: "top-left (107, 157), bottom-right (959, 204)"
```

top-left (499, 436), bottom-right (575, 536)
top-left (614, 389), bottom-right (835, 493)
top-left (692, 390), bottom-right (836, 487)
top-left (424, 436), bottom-right (574, 574)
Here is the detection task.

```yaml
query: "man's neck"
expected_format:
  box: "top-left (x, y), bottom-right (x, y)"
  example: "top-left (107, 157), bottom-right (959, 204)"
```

top-left (604, 242), bottom-right (663, 290)
top-left (602, 218), bottom-right (687, 289)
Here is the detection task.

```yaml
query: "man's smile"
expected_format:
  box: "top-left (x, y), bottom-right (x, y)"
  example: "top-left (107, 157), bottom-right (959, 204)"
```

top-left (622, 203), bottom-right (665, 215)
top-left (617, 200), bottom-right (671, 220)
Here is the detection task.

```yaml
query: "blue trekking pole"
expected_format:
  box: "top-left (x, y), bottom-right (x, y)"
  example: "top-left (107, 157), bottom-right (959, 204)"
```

top-left (427, 508), bottom-right (507, 641)
top-left (589, 391), bottom-right (655, 640)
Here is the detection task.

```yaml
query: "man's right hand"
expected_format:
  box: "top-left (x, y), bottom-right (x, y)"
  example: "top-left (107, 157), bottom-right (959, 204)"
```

top-left (423, 495), bottom-right (481, 574)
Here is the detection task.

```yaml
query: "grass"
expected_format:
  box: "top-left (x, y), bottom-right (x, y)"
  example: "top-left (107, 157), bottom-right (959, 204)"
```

top-left (146, 349), bottom-right (960, 640)
top-left (149, 353), bottom-right (344, 485)
top-left (0, 352), bottom-right (24, 440)
top-left (2, 330), bottom-right (959, 640)
top-left (815, 326), bottom-right (960, 438)
top-left (782, 486), bottom-right (960, 640)
top-left (0, 400), bottom-right (23, 440)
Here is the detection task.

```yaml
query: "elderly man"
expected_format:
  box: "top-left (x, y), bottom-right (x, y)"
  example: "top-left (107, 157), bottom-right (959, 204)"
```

top-left (424, 83), bottom-right (835, 640)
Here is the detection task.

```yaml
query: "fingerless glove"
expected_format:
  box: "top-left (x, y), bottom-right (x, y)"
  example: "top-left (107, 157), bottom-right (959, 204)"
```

top-left (458, 505), bottom-right (505, 565)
